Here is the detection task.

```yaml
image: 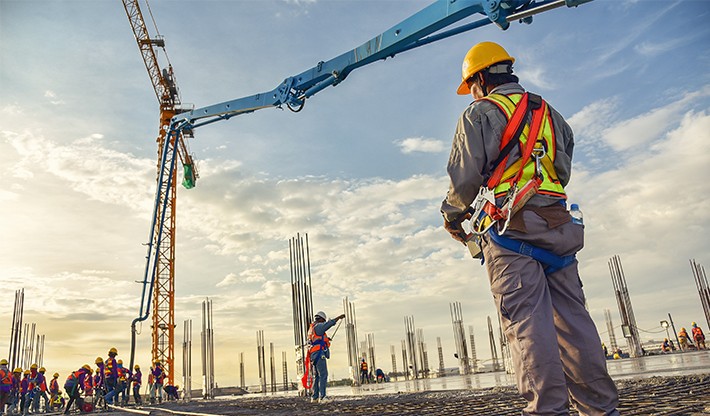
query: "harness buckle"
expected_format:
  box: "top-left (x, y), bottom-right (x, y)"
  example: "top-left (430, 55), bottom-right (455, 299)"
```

top-left (468, 187), bottom-right (498, 236)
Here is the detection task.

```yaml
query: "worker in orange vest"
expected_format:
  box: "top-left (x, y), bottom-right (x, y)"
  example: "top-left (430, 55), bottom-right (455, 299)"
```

top-left (359, 358), bottom-right (369, 385)
top-left (0, 359), bottom-right (13, 412)
top-left (307, 311), bottom-right (345, 403)
top-left (692, 322), bottom-right (706, 349)
top-left (678, 327), bottom-right (691, 351)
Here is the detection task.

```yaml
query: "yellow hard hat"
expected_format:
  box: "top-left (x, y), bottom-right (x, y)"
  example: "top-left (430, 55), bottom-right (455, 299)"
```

top-left (53, 373), bottom-right (59, 378)
top-left (82, 364), bottom-right (91, 372)
top-left (692, 322), bottom-right (697, 326)
top-left (153, 359), bottom-right (161, 364)
top-left (134, 365), bottom-right (140, 370)
top-left (457, 41), bottom-right (515, 95)
top-left (0, 359), bottom-right (7, 365)
top-left (95, 357), bottom-right (103, 364)
top-left (30, 364), bottom-right (38, 369)
top-left (39, 367), bottom-right (46, 373)
top-left (117, 359), bottom-right (123, 365)
top-left (14, 368), bottom-right (22, 374)
top-left (24, 370), bottom-right (30, 375)
top-left (109, 347), bottom-right (118, 355)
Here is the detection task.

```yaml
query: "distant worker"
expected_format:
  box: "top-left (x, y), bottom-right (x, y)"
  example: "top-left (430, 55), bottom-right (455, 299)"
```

top-left (163, 384), bottom-right (179, 401)
top-left (117, 359), bottom-right (129, 405)
top-left (149, 360), bottom-right (164, 404)
top-left (104, 348), bottom-right (119, 405)
top-left (692, 322), bottom-right (706, 349)
top-left (132, 365), bottom-right (143, 405)
top-left (359, 358), bottom-right (369, 385)
top-left (308, 311), bottom-right (345, 403)
top-left (602, 342), bottom-right (608, 358)
top-left (441, 41), bottom-right (619, 415)
top-left (0, 359), bottom-right (13, 412)
top-left (375, 368), bottom-right (386, 383)
top-left (678, 327), bottom-right (692, 351)
top-left (661, 338), bottom-right (674, 353)
top-left (20, 369), bottom-right (31, 416)
top-left (32, 366), bottom-right (50, 413)
top-left (49, 373), bottom-right (60, 409)
top-left (63, 365), bottom-right (91, 415)
top-left (7, 368), bottom-right (22, 415)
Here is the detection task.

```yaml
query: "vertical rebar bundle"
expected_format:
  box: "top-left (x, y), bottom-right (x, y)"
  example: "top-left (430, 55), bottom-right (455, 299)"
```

top-left (390, 345), bottom-right (397, 381)
top-left (367, 333), bottom-right (376, 378)
top-left (200, 299), bottom-right (215, 398)
top-left (256, 330), bottom-right (266, 393)
top-left (487, 316), bottom-right (500, 372)
top-left (282, 351), bottom-right (288, 392)
top-left (450, 302), bottom-right (470, 375)
top-left (690, 259), bottom-right (710, 330)
top-left (498, 315), bottom-right (513, 374)
top-left (289, 233), bottom-right (314, 383)
top-left (8, 289), bottom-right (24, 370)
top-left (468, 325), bottom-right (477, 373)
top-left (269, 343), bottom-right (276, 393)
top-left (404, 316), bottom-right (419, 379)
top-left (416, 329), bottom-right (429, 378)
top-left (239, 352), bottom-right (245, 389)
top-left (609, 255), bottom-right (643, 357)
top-left (343, 297), bottom-right (360, 385)
top-left (436, 337), bottom-right (445, 377)
top-left (400, 340), bottom-right (408, 380)
top-left (182, 319), bottom-right (192, 401)
top-left (21, 323), bottom-right (36, 369)
top-left (604, 308), bottom-right (618, 354)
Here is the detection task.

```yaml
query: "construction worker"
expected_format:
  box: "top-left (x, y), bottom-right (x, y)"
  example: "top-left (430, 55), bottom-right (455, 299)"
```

top-left (691, 322), bottom-right (706, 349)
top-left (0, 359), bottom-right (13, 413)
top-left (441, 41), bottom-right (619, 416)
top-left (661, 338), bottom-right (675, 353)
top-left (49, 373), bottom-right (60, 411)
top-left (20, 369), bottom-right (31, 416)
top-left (32, 366), bottom-right (49, 413)
top-left (116, 360), bottom-right (130, 406)
top-left (308, 311), bottom-right (345, 403)
top-left (7, 368), bottom-right (22, 415)
top-left (63, 365), bottom-right (90, 415)
top-left (131, 365), bottom-right (142, 406)
top-left (678, 327), bottom-right (692, 351)
top-left (163, 384), bottom-right (179, 401)
top-left (359, 358), bottom-right (369, 385)
top-left (149, 360), bottom-right (164, 404)
top-left (103, 348), bottom-right (119, 405)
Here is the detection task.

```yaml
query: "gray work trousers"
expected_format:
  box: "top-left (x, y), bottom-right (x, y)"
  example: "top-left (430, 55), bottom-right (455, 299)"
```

top-left (482, 210), bottom-right (619, 416)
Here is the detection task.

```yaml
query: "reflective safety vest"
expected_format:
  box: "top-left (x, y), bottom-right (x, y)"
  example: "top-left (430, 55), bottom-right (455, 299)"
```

top-left (49, 378), bottom-right (59, 393)
top-left (481, 92), bottom-right (566, 200)
top-left (0, 368), bottom-right (12, 386)
top-left (307, 323), bottom-right (331, 355)
top-left (692, 327), bottom-right (705, 339)
top-left (360, 361), bottom-right (368, 372)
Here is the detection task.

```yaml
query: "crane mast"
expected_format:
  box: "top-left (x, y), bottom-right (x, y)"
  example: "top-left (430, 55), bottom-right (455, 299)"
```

top-left (121, 0), bottom-right (197, 384)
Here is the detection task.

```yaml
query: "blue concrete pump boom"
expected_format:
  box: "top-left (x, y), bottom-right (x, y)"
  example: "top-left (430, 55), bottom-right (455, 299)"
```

top-left (130, 0), bottom-right (593, 371)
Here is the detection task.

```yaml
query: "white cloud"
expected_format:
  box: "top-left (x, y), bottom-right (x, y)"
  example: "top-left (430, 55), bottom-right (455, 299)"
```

top-left (44, 90), bottom-right (65, 105)
top-left (395, 137), bottom-right (447, 154)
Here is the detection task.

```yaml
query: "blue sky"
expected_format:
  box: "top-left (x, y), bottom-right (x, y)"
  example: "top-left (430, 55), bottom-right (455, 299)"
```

top-left (1, 0), bottom-right (709, 388)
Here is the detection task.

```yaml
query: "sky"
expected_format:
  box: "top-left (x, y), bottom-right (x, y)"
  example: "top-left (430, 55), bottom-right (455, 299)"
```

top-left (1, 0), bottom-right (710, 390)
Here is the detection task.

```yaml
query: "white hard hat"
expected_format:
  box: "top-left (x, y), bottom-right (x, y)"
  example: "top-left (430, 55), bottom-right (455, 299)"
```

top-left (315, 311), bottom-right (327, 321)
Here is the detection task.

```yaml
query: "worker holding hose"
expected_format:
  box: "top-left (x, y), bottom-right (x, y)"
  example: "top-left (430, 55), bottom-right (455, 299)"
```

top-left (441, 41), bottom-right (619, 415)
top-left (307, 311), bottom-right (345, 404)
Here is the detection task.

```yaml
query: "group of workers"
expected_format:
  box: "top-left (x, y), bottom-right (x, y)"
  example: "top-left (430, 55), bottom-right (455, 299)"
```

top-left (0, 347), bottom-right (179, 415)
top-left (672, 322), bottom-right (706, 352)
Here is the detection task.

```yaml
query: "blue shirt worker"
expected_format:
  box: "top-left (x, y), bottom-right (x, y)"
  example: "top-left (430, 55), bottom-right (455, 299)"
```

top-left (308, 311), bottom-right (344, 403)
top-left (441, 41), bottom-right (619, 416)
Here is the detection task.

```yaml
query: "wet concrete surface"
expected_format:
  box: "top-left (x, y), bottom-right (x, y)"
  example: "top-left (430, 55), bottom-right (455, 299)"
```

top-left (96, 351), bottom-right (710, 415)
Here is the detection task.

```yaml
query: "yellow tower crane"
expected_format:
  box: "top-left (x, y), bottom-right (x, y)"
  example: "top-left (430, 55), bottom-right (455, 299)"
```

top-left (121, 0), bottom-right (197, 384)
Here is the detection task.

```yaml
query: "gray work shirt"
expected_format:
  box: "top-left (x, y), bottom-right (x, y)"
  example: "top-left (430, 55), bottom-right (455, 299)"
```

top-left (441, 83), bottom-right (575, 222)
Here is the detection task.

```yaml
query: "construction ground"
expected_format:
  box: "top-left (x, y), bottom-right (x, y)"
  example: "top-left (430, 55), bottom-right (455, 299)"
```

top-left (103, 373), bottom-right (710, 416)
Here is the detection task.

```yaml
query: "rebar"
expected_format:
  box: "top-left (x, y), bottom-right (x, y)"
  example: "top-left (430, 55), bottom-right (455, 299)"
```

top-left (609, 255), bottom-right (643, 357)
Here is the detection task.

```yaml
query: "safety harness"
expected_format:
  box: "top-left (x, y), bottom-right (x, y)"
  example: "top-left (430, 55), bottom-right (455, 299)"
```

top-left (465, 92), bottom-right (574, 274)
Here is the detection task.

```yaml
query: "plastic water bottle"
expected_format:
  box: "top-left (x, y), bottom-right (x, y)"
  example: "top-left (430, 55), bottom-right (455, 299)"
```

top-left (570, 203), bottom-right (584, 225)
